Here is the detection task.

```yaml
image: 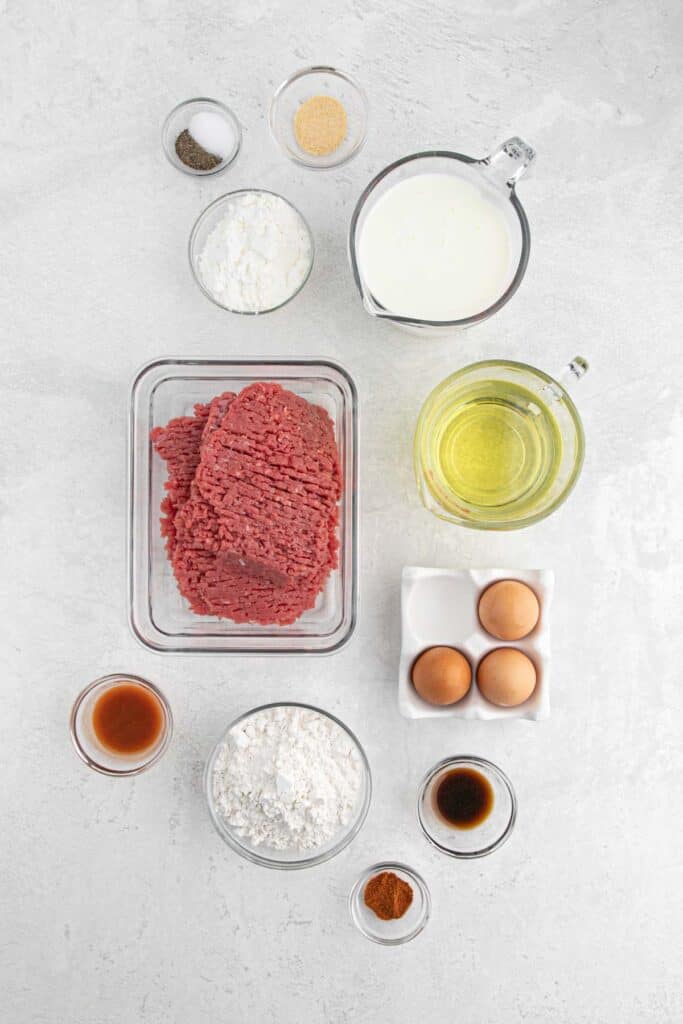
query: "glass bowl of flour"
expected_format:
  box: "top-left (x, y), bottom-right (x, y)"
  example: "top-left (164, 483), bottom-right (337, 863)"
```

top-left (204, 702), bottom-right (371, 869)
top-left (189, 189), bottom-right (314, 315)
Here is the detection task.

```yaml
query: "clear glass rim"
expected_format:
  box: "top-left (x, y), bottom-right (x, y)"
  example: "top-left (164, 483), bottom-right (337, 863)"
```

top-left (414, 359), bottom-right (586, 531)
top-left (161, 97), bottom-right (242, 177)
top-left (269, 65), bottom-right (369, 170)
top-left (204, 701), bottom-right (372, 869)
top-left (188, 189), bottom-right (315, 314)
top-left (69, 673), bottom-right (173, 777)
top-left (348, 149), bottom-right (531, 327)
top-left (349, 860), bottom-right (431, 945)
top-left (417, 755), bottom-right (517, 859)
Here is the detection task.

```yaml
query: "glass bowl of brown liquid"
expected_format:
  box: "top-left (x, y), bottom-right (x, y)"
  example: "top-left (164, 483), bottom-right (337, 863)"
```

top-left (417, 756), bottom-right (516, 858)
top-left (70, 674), bottom-right (173, 776)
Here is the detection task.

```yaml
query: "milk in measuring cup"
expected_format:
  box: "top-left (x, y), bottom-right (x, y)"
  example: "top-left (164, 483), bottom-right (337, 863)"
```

top-left (357, 173), bottom-right (515, 321)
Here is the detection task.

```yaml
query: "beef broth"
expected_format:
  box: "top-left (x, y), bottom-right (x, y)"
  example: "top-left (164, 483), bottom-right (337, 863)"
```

top-left (92, 683), bottom-right (163, 756)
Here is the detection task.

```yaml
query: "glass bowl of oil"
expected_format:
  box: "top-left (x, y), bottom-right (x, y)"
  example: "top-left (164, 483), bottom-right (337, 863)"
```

top-left (414, 358), bottom-right (587, 530)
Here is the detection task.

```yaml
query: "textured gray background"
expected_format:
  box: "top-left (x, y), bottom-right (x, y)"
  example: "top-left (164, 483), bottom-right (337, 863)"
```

top-left (2, 1), bottom-right (682, 1022)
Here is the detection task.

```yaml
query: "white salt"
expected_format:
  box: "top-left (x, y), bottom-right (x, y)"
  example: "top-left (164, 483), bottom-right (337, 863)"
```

top-left (189, 111), bottom-right (236, 160)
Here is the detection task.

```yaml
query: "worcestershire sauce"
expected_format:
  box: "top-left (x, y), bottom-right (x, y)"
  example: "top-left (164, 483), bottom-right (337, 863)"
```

top-left (92, 683), bottom-right (163, 755)
top-left (434, 767), bottom-right (494, 829)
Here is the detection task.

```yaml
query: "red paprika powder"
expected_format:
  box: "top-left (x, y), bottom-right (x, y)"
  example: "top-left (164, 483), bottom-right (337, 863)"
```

top-left (363, 870), bottom-right (413, 920)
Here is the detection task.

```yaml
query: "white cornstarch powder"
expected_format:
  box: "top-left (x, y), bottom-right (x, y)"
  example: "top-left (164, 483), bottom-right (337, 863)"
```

top-left (197, 191), bottom-right (312, 313)
top-left (212, 706), bottom-right (363, 851)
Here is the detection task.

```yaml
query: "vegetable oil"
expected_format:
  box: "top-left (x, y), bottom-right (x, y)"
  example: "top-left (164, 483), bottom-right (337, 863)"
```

top-left (419, 379), bottom-right (563, 519)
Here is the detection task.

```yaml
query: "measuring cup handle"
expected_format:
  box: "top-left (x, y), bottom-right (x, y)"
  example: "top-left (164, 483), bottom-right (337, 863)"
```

top-left (480, 137), bottom-right (536, 190)
top-left (558, 357), bottom-right (589, 390)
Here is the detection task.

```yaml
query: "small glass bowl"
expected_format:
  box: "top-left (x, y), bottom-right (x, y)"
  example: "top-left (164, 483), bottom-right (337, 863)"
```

top-left (205, 702), bottom-right (371, 869)
top-left (418, 756), bottom-right (517, 858)
top-left (70, 673), bottom-right (173, 777)
top-left (269, 66), bottom-right (368, 169)
top-left (349, 862), bottom-right (431, 945)
top-left (188, 189), bottom-right (315, 314)
top-left (162, 98), bottom-right (241, 176)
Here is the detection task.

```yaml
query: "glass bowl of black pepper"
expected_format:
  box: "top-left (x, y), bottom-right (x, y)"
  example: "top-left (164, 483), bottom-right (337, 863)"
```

top-left (162, 98), bottom-right (242, 177)
top-left (417, 755), bottom-right (517, 858)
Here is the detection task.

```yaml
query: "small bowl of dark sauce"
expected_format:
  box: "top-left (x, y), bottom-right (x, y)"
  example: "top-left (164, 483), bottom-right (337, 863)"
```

top-left (417, 756), bottom-right (516, 858)
top-left (70, 674), bottom-right (173, 776)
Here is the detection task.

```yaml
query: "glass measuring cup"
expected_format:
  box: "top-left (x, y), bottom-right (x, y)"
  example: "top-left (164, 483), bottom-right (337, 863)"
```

top-left (348, 138), bottom-right (535, 335)
top-left (414, 358), bottom-right (588, 530)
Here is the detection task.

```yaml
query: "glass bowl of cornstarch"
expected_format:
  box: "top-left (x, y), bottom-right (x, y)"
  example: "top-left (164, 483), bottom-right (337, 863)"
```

top-left (204, 702), bottom-right (371, 869)
top-left (189, 189), bottom-right (314, 315)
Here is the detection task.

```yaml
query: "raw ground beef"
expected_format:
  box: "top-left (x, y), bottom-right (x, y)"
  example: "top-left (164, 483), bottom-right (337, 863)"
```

top-left (149, 402), bottom-right (211, 555)
top-left (150, 383), bottom-right (341, 626)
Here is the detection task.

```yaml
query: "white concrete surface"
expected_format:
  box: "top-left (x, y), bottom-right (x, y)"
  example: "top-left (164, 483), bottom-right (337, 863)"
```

top-left (2, 2), bottom-right (682, 1022)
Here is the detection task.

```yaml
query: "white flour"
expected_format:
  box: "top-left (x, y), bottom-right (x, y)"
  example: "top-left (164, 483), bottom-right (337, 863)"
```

top-left (212, 705), bottom-right (363, 851)
top-left (197, 191), bottom-right (312, 313)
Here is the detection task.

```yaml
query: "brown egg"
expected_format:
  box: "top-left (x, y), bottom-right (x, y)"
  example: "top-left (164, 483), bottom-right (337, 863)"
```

top-left (477, 648), bottom-right (537, 707)
top-left (478, 580), bottom-right (540, 641)
top-left (411, 646), bottom-right (472, 706)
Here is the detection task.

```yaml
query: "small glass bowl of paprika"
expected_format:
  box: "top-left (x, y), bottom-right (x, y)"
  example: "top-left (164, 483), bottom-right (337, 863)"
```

top-left (349, 861), bottom-right (431, 945)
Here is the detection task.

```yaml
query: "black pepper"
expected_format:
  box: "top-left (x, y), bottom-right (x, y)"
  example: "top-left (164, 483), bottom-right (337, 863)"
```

top-left (175, 129), bottom-right (221, 171)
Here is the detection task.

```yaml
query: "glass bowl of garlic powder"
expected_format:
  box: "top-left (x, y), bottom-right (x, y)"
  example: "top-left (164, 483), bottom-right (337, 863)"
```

top-left (269, 66), bottom-right (368, 169)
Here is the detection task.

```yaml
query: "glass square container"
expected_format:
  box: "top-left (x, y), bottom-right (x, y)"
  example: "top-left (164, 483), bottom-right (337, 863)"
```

top-left (129, 358), bottom-right (358, 654)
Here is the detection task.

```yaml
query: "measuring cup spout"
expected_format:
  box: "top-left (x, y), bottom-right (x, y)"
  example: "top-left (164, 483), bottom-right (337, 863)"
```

top-left (360, 286), bottom-right (384, 318)
top-left (479, 137), bottom-right (536, 190)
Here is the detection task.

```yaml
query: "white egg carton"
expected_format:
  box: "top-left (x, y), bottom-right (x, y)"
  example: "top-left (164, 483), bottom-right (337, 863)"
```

top-left (399, 567), bottom-right (554, 722)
